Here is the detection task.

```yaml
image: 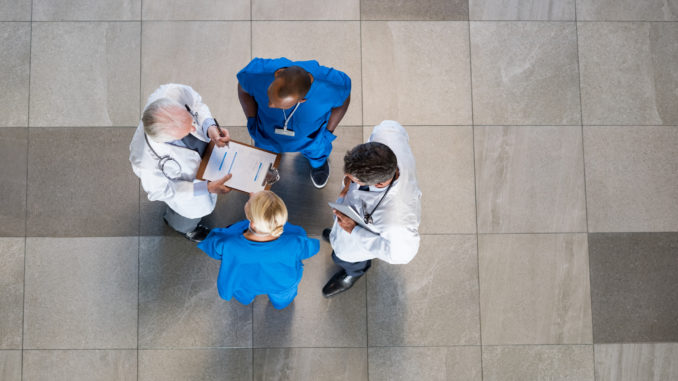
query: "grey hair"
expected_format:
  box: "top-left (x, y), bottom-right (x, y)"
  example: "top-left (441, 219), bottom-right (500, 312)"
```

top-left (142, 98), bottom-right (185, 143)
top-left (343, 142), bottom-right (398, 185)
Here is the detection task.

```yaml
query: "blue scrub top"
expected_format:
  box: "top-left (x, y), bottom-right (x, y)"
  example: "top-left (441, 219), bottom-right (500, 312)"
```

top-left (197, 220), bottom-right (320, 301)
top-left (237, 57), bottom-right (351, 153)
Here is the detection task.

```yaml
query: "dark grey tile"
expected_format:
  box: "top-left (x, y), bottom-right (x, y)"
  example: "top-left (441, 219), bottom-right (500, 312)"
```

top-left (139, 349), bottom-right (251, 381)
top-left (24, 238), bottom-right (138, 349)
top-left (361, 0), bottom-right (468, 20)
top-left (26, 128), bottom-right (139, 237)
top-left (577, 0), bottom-right (678, 21)
top-left (139, 236), bottom-right (252, 348)
top-left (0, 23), bottom-right (30, 126)
top-left (253, 348), bottom-right (367, 381)
top-left (23, 350), bottom-right (137, 381)
top-left (0, 350), bottom-right (21, 381)
top-left (0, 128), bottom-right (27, 236)
top-left (589, 233), bottom-right (678, 343)
top-left (368, 347), bottom-right (482, 381)
top-left (0, 239), bottom-right (23, 349)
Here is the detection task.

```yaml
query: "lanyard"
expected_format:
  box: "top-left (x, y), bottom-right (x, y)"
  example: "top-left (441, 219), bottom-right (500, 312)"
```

top-left (281, 102), bottom-right (300, 131)
top-left (362, 172), bottom-right (398, 225)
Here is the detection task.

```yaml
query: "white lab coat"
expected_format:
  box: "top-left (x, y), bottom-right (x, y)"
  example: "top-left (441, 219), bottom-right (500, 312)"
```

top-left (129, 84), bottom-right (217, 219)
top-left (330, 120), bottom-right (422, 264)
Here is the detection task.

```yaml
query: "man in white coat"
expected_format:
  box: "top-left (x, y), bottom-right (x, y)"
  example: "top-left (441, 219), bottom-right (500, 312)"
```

top-left (322, 120), bottom-right (422, 297)
top-left (130, 83), bottom-right (232, 242)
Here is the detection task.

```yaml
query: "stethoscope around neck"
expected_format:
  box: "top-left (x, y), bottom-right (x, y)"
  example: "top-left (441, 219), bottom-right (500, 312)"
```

top-left (144, 133), bottom-right (183, 180)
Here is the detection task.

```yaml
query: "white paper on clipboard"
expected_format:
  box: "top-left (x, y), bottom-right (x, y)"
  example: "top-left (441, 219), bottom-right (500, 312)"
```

top-left (202, 141), bottom-right (278, 193)
top-left (328, 201), bottom-right (377, 234)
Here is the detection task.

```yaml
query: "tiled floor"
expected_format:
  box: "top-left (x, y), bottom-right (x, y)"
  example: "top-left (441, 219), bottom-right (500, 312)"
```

top-left (1, 1), bottom-right (677, 380)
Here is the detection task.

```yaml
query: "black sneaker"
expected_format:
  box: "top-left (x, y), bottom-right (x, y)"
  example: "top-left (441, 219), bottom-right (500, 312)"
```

top-left (184, 224), bottom-right (211, 243)
top-left (322, 228), bottom-right (332, 242)
top-left (310, 159), bottom-right (330, 189)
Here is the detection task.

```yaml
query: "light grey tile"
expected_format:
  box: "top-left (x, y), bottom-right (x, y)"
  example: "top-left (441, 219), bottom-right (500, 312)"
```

top-left (470, 22), bottom-right (580, 125)
top-left (362, 21), bottom-right (472, 126)
top-left (23, 350), bottom-right (137, 381)
top-left (475, 126), bottom-right (586, 233)
top-left (0, 129), bottom-right (27, 236)
top-left (404, 126), bottom-right (475, 234)
top-left (584, 126), bottom-right (678, 232)
top-left (594, 343), bottom-right (678, 381)
top-left (589, 233), bottom-right (678, 343)
top-left (139, 236), bottom-right (252, 348)
top-left (577, 0), bottom-right (678, 21)
top-left (29, 22), bottom-right (140, 127)
top-left (253, 348), bottom-right (367, 381)
top-left (139, 349), bottom-right (251, 381)
top-left (479, 234), bottom-right (592, 345)
top-left (252, 21), bottom-right (362, 126)
top-left (23, 237), bottom-right (138, 349)
top-left (483, 345), bottom-right (595, 381)
top-left (0, 351), bottom-right (21, 381)
top-left (0, 239), bottom-right (23, 349)
top-left (0, 0), bottom-right (30, 21)
top-left (361, 0), bottom-right (468, 20)
top-left (578, 22), bottom-right (678, 125)
top-left (470, 0), bottom-right (575, 20)
top-left (142, 21), bottom-right (250, 127)
top-left (369, 347), bottom-right (482, 381)
top-left (0, 23), bottom-right (29, 127)
top-left (368, 235), bottom-right (480, 346)
top-left (26, 128), bottom-right (139, 237)
top-left (252, 240), bottom-right (366, 347)
top-left (143, 0), bottom-right (249, 20)
top-left (253, 0), bottom-right (359, 20)
top-left (33, 0), bottom-right (140, 20)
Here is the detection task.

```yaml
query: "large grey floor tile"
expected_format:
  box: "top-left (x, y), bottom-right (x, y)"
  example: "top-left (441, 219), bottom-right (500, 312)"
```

top-left (0, 351), bottom-right (21, 381)
top-left (23, 350), bottom-right (136, 381)
top-left (404, 126), bottom-right (475, 234)
top-left (470, 22), bottom-right (580, 125)
top-left (0, 23), bottom-right (29, 127)
top-left (142, 21), bottom-right (250, 127)
top-left (577, 0), bottom-right (678, 21)
top-left (253, 240), bottom-right (366, 347)
top-left (470, 0), bottom-right (575, 20)
top-left (0, 129), bottom-right (27, 236)
top-left (368, 347), bottom-right (481, 381)
top-left (0, 0), bottom-right (30, 21)
top-left (483, 345), bottom-right (594, 381)
top-left (24, 237), bottom-right (138, 349)
top-left (253, 0), bottom-right (359, 20)
top-left (578, 22), bottom-right (678, 125)
top-left (29, 22), bottom-right (140, 127)
top-left (252, 21), bottom-right (362, 126)
top-left (143, 0), bottom-right (249, 20)
top-left (475, 126), bottom-right (586, 233)
top-left (584, 126), bottom-right (678, 232)
top-left (139, 349), bottom-right (251, 381)
top-left (479, 234), bottom-right (592, 344)
top-left (139, 236), bottom-right (252, 348)
top-left (589, 233), bottom-right (678, 342)
top-left (0, 239), bottom-right (23, 349)
top-left (362, 22), bottom-right (472, 125)
top-left (361, 0), bottom-right (468, 20)
top-left (33, 0), bottom-right (140, 20)
top-left (368, 235), bottom-right (480, 346)
top-left (253, 348), bottom-right (367, 381)
top-left (26, 128), bottom-right (139, 237)
top-left (594, 343), bottom-right (678, 381)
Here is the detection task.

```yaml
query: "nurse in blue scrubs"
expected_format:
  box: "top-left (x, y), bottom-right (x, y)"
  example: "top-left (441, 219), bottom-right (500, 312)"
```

top-left (237, 57), bottom-right (351, 188)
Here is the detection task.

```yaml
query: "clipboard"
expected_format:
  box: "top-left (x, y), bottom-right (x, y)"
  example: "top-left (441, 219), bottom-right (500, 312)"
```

top-left (328, 201), bottom-right (378, 234)
top-left (197, 140), bottom-right (281, 194)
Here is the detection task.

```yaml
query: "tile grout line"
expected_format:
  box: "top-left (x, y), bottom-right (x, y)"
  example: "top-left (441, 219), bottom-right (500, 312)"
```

top-left (20, 19), bottom-right (678, 23)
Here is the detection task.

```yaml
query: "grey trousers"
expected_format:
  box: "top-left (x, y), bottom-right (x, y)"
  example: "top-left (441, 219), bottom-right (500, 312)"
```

top-left (163, 206), bottom-right (201, 234)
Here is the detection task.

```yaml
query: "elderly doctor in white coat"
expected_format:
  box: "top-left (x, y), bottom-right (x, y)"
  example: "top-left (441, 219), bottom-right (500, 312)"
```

top-left (130, 83), bottom-right (232, 242)
top-left (322, 120), bottom-right (422, 297)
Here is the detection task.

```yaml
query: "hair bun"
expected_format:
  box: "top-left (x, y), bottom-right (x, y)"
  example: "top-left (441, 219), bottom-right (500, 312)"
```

top-left (271, 225), bottom-right (284, 237)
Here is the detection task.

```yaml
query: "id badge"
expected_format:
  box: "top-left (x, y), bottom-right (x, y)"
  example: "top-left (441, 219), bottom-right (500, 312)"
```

top-left (274, 127), bottom-right (295, 137)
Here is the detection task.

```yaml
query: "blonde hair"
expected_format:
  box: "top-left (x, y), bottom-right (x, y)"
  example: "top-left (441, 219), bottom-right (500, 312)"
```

top-left (246, 191), bottom-right (288, 237)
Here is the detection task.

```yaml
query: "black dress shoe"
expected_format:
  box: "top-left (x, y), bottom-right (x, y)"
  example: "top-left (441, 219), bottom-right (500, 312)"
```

top-left (184, 224), bottom-right (211, 243)
top-left (310, 159), bottom-right (330, 189)
top-left (322, 228), bottom-right (332, 242)
top-left (322, 270), bottom-right (362, 298)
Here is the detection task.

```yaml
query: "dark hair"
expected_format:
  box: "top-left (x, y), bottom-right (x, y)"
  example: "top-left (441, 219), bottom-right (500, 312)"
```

top-left (344, 142), bottom-right (398, 185)
top-left (277, 66), bottom-right (312, 99)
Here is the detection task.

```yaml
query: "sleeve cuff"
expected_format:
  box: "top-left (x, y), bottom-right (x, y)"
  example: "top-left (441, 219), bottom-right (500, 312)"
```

top-left (193, 180), bottom-right (209, 196)
top-left (201, 118), bottom-right (216, 137)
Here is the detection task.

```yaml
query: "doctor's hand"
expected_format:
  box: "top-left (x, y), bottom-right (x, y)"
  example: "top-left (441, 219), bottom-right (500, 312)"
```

top-left (207, 174), bottom-right (233, 194)
top-left (333, 209), bottom-right (357, 234)
top-left (208, 125), bottom-right (230, 147)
